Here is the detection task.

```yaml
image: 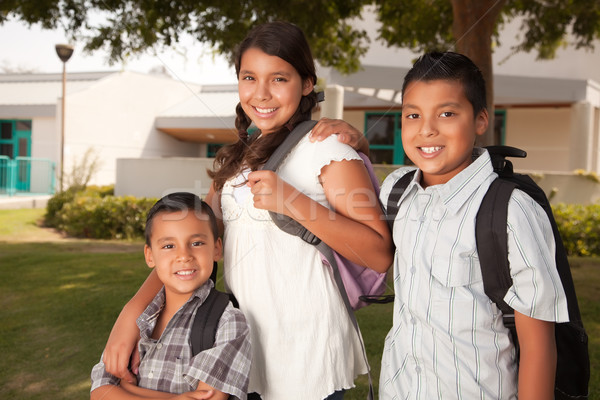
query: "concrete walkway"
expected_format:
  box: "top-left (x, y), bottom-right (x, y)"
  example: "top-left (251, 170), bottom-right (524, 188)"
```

top-left (0, 195), bottom-right (51, 210)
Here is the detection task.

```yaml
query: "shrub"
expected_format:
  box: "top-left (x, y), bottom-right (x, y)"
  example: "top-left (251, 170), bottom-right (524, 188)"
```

top-left (44, 185), bottom-right (114, 229)
top-left (553, 203), bottom-right (600, 257)
top-left (44, 188), bottom-right (77, 228)
top-left (44, 185), bottom-right (156, 240)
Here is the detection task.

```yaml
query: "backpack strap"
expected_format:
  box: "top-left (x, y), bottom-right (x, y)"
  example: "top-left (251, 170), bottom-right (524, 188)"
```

top-left (386, 170), bottom-right (416, 232)
top-left (262, 120), bottom-right (321, 245)
top-left (475, 178), bottom-right (516, 315)
top-left (190, 287), bottom-right (230, 356)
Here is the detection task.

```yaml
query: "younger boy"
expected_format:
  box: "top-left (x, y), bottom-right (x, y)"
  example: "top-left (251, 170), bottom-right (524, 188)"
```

top-left (313, 52), bottom-right (569, 399)
top-left (91, 192), bottom-right (251, 400)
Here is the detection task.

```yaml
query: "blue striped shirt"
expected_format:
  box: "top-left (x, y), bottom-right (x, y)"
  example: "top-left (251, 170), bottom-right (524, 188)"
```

top-left (378, 148), bottom-right (568, 399)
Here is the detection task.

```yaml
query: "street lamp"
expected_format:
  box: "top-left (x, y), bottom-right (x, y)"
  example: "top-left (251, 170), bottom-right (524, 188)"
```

top-left (55, 43), bottom-right (74, 191)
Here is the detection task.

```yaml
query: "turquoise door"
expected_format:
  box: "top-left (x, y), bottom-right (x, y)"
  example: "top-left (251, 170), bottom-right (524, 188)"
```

top-left (0, 120), bottom-right (32, 191)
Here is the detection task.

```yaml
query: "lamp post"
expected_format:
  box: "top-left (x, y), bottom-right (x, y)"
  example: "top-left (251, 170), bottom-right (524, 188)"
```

top-left (55, 44), bottom-right (74, 191)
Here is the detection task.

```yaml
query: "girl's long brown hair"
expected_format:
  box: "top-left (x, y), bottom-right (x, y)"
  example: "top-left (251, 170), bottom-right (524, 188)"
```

top-left (208, 21), bottom-right (319, 192)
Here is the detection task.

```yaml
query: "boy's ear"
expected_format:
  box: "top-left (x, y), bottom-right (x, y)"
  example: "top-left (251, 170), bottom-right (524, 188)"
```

top-left (213, 237), bottom-right (223, 262)
top-left (302, 78), bottom-right (314, 96)
top-left (144, 245), bottom-right (155, 269)
top-left (475, 108), bottom-right (489, 136)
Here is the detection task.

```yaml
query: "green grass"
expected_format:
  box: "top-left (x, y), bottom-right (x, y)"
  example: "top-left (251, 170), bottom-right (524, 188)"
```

top-left (0, 208), bottom-right (46, 236)
top-left (0, 210), bottom-right (597, 399)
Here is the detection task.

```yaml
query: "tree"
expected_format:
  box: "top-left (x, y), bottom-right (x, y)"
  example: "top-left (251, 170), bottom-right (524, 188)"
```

top-left (0, 0), bottom-right (370, 74)
top-left (3, 0), bottom-right (600, 144)
top-left (375, 0), bottom-right (600, 145)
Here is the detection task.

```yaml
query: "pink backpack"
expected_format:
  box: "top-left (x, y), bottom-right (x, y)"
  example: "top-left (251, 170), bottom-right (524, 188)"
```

top-left (262, 120), bottom-right (389, 311)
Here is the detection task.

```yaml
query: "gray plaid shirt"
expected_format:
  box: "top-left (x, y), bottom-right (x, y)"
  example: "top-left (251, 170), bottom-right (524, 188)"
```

top-left (91, 281), bottom-right (251, 399)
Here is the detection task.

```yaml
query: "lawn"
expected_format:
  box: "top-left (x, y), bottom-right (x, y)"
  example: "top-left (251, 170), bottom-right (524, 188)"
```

top-left (0, 209), bottom-right (597, 399)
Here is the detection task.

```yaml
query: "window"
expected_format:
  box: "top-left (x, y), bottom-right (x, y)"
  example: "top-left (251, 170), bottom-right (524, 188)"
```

top-left (0, 120), bottom-right (32, 159)
top-left (1, 122), bottom-right (11, 140)
top-left (364, 112), bottom-right (404, 164)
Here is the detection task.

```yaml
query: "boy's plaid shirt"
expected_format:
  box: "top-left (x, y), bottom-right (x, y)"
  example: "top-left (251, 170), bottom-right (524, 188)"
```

top-left (91, 281), bottom-right (251, 399)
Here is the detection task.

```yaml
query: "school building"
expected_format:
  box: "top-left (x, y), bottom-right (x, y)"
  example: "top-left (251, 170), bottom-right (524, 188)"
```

top-left (2, 16), bottom-right (600, 204)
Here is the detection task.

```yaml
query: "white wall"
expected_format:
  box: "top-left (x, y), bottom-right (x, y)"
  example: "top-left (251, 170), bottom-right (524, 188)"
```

top-left (504, 107), bottom-right (571, 172)
top-left (115, 157), bottom-right (214, 198)
top-left (31, 116), bottom-right (57, 161)
top-left (63, 72), bottom-right (203, 186)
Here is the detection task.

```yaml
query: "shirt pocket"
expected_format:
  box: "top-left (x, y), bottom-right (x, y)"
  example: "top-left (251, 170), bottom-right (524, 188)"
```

top-left (430, 253), bottom-right (497, 331)
top-left (431, 252), bottom-right (482, 291)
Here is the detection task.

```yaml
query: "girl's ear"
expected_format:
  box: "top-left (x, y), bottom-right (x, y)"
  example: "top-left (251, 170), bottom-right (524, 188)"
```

top-left (144, 245), bottom-right (155, 269)
top-left (475, 108), bottom-right (489, 136)
top-left (302, 78), bottom-right (314, 96)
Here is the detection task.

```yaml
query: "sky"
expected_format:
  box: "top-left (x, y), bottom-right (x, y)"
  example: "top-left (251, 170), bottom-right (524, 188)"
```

top-left (0, 19), bottom-right (238, 85)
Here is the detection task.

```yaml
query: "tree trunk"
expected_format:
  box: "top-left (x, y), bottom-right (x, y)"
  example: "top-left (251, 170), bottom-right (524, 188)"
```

top-left (451, 0), bottom-right (506, 146)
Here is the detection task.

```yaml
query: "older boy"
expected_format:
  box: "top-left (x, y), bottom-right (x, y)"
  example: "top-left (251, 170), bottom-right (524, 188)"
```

top-left (313, 52), bottom-right (569, 399)
top-left (91, 192), bottom-right (251, 400)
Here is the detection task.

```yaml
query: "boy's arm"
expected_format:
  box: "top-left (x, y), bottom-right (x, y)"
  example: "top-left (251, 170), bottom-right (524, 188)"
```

top-left (514, 310), bottom-right (556, 400)
top-left (310, 118), bottom-right (369, 155)
top-left (103, 269), bottom-right (163, 382)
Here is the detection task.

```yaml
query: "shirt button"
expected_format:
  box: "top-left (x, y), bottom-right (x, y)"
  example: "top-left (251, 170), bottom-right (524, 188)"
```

top-left (410, 317), bottom-right (417, 325)
top-left (415, 366), bottom-right (422, 373)
top-left (419, 216), bottom-right (426, 222)
top-left (156, 343), bottom-right (163, 349)
top-left (410, 267), bottom-right (416, 274)
top-left (148, 371), bottom-right (154, 379)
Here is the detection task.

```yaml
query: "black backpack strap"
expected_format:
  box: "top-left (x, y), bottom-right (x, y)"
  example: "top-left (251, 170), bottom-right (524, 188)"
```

top-left (190, 287), bottom-right (230, 356)
top-left (475, 178), bottom-right (517, 315)
top-left (262, 120), bottom-right (318, 170)
top-left (261, 120), bottom-right (321, 245)
top-left (386, 170), bottom-right (416, 232)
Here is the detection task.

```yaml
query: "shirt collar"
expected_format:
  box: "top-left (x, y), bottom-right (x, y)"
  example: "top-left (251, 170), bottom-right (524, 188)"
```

top-left (436, 147), bottom-right (494, 213)
top-left (406, 148), bottom-right (494, 214)
top-left (137, 280), bottom-right (215, 337)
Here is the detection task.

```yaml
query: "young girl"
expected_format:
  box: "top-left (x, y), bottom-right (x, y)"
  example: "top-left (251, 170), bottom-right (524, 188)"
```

top-left (102, 21), bottom-right (393, 400)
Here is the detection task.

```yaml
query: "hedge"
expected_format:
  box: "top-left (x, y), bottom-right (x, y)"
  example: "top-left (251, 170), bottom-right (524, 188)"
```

top-left (553, 203), bottom-right (600, 257)
top-left (44, 186), bottom-right (157, 240)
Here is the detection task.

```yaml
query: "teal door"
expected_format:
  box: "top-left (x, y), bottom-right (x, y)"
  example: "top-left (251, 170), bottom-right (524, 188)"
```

top-left (0, 120), bottom-right (32, 191)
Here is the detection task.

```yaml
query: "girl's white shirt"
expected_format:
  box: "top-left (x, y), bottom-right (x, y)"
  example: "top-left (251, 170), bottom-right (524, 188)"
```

top-left (221, 134), bottom-right (368, 399)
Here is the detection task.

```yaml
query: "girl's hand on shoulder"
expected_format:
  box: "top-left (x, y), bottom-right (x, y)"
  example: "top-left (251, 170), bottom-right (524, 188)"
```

top-left (103, 335), bottom-right (139, 384)
top-left (247, 170), bottom-right (298, 214)
top-left (310, 118), bottom-right (369, 154)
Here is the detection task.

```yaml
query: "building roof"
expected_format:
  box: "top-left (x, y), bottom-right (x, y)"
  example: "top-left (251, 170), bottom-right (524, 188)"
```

top-left (0, 71), bottom-right (114, 117)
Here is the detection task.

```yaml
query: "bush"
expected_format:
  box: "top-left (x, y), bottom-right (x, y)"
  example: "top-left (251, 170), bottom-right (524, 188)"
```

top-left (44, 188), bottom-right (77, 228)
top-left (553, 203), bottom-right (600, 257)
top-left (44, 186), bottom-right (156, 240)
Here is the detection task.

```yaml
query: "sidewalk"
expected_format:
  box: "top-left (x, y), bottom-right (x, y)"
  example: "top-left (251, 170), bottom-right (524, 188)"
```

top-left (0, 195), bottom-right (51, 210)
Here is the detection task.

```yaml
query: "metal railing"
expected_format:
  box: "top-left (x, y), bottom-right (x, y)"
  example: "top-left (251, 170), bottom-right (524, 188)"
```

top-left (0, 156), bottom-right (56, 196)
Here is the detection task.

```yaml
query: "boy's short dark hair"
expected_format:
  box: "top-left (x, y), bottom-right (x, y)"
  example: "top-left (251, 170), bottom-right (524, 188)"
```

top-left (145, 192), bottom-right (219, 246)
top-left (402, 51), bottom-right (487, 116)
